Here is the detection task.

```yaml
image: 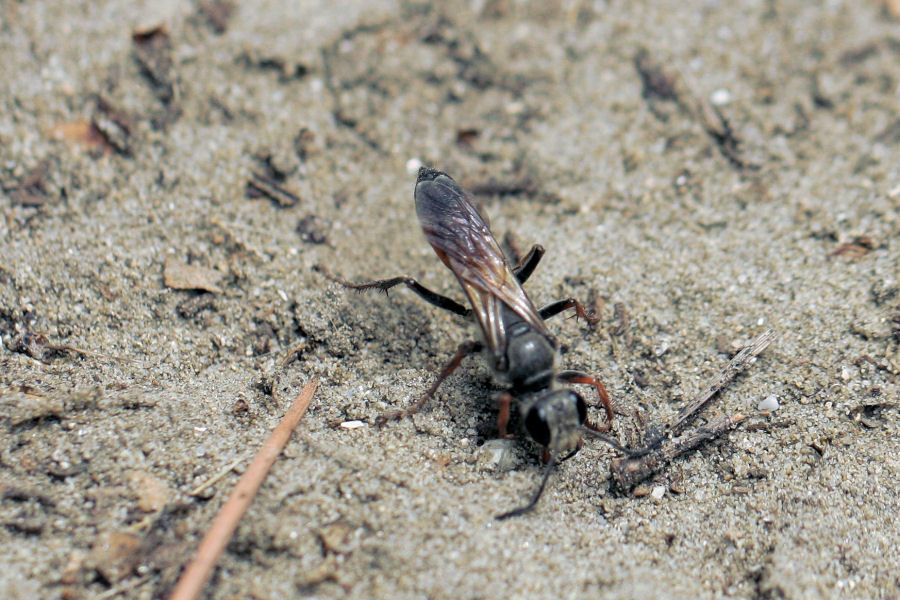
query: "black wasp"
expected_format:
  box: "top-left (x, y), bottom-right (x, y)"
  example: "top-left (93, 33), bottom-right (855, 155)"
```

top-left (322, 167), bottom-right (615, 518)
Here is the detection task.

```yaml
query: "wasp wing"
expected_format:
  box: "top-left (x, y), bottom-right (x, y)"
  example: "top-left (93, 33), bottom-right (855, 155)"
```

top-left (414, 168), bottom-right (551, 360)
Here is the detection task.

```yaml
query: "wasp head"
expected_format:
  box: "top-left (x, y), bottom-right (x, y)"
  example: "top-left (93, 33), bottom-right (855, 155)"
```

top-left (523, 390), bottom-right (587, 455)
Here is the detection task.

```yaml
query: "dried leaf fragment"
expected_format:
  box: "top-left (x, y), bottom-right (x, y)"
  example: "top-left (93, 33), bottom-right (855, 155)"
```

top-left (0, 391), bottom-right (64, 426)
top-left (163, 257), bottom-right (224, 293)
top-left (87, 531), bottom-right (141, 584)
top-left (127, 470), bottom-right (170, 512)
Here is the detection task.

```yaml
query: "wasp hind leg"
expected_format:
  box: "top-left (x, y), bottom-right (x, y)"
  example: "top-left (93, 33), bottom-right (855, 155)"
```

top-left (376, 340), bottom-right (483, 425)
top-left (316, 265), bottom-right (471, 317)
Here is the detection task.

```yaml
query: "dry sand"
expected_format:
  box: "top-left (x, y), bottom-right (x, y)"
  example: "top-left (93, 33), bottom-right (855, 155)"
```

top-left (1, 1), bottom-right (898, 598)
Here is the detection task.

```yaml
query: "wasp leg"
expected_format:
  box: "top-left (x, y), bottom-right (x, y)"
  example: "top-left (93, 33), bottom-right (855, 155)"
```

top-left (317, 265), bottom-right (470, 317)
top-left (377, 340), bottom-right (483, 425)
top-left (538, 298), bottom-right (600, 324)
top-left (494, 391), bottom-right (516, 439)
top-left (556, 370), bottom-right (614, 430)
top-left (512, 244), bottom-right (545, 284)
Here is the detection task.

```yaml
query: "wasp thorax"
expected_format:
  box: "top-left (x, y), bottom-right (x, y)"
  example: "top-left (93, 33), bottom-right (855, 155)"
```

top-left (505, 323), bottom-right (556, 392)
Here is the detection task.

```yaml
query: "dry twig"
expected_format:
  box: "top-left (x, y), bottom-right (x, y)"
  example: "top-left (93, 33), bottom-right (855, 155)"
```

top-left (167, 377), bottom-right (319, 600)
top-left (608, 329), bottom-right (775, 490)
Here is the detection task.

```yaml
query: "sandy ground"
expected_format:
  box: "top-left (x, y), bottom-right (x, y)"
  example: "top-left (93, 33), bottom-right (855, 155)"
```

top-left (2, 1), bottom-right (899, 598)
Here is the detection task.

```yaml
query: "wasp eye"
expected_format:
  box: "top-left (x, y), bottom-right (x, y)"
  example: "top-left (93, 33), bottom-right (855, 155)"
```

top-left (524, 407), bottom-right (551, 447)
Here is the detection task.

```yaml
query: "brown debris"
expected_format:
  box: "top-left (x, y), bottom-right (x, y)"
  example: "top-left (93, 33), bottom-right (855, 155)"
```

top-left (163, 257), bottom-right (225, 293)
top-left (607, 329), bottom-right (775, 491)
top-left (299, 520), bottom-right (360, 591)
top-left (250, 322), bottom-right (278, 356)
top-left (610, 302), bottom-right (630, 336)
top-left (850, 401), bottom-right (896, 429)
top-left (90, 96), bottom-right (134, 156)
top-left (317, 520), bottom-right (359, 555)
top-left (198, 0), bottom-right (235, 34)
top-left (87, 531), bottom-right (142, 584)
top-left (132, 25), bottom-right (174, 100)
top-left (296, 214), bottom-right (331, 245)
top-left (59, 550), bottom-right (87, 585)
top-left (127, 470), bottom-right (170, 512)
top-left (236, 49), bottom-right (310, 82)
top-left (294, 127), bottom-right (317, 161)
top-left (49, 120), bottom-right (112, 155)
top-left (456, 128), bottom-right (480, 146)
top-left (631, 369), bottom-right (650, 388)
top-left (245, 171), bottom-right (301, 207)
top-left (715, 334), bottom-right (745, 356)
top-left (176, 294), bottom-right (217, 319)
top-left (132, 24), bottom-right (180, 125)
top-left (611, 413), bottom-right (747, 491)
top-left (298, 555), bottom-right (346, 590)
top-left (1, 482), bottom-right (55, 534)
top-left (633, 47), bottom-right (757, 169)
top-left (1, 311), bottom-right (84, 363)
top-left (829, 235), bottom-right (875, 259)
top-left (6, 160), bottom-right (52, 206)
top-left (0, 392), bottom-right (65, 426)
top-left (634, 47), bottom-right (679, 102)
top-left (1, 484), bottom-right (56, 507)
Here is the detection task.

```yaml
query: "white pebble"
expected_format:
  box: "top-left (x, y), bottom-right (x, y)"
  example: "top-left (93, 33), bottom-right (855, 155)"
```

top-left (710, 88), bottom-right (732, 106)
top-left (651, 485), bottom-right (666, 500)
top-left (339, 420), bottom-right (367, 430)
top-left (757, 395), bottom-right (779, 412)
top-left (476, 439), bottom-right (518, 472)
top-left (405, 158), bottom-right (423, 174)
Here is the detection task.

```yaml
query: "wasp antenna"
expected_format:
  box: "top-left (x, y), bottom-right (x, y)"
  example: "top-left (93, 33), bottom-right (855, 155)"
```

top-left (581, 427), bottom-right (630, 454)
top-left (495, 456), bottom-right (557, 520)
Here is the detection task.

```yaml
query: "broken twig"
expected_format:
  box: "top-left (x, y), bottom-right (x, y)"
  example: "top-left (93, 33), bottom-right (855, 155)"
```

top-left (608, 329), bottom-right (775, 490)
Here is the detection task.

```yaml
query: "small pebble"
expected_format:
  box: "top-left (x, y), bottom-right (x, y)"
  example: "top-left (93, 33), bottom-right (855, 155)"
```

top-left (406, 158), bottom-right (423, 174)
top-left (651, 485), bottom-right (666, 500)
top-left (710, 88), bottom-right (732, 106)
top-left (632, 484), bottom-right (651, 498)
top-left (476, 439), bottom-right (518, 472)
top-left (340, 420), bottom-right (366, 430)
top-left (757, 395), bottom-right (779, 412)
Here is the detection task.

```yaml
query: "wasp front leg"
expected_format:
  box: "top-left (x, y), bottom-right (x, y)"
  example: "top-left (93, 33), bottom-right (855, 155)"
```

top-left (538, 298), bottom-right (600, 324)
top-left (494, 391), bottom-right (517, 439)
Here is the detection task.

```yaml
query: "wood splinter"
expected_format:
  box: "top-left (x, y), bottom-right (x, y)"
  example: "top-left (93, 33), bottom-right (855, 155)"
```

top-left (607, 328), bottom-right (776, 491)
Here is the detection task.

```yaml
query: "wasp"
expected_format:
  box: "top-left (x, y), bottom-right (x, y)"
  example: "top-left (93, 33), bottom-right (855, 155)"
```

top-left (321, 167), bottom-right (614, 517)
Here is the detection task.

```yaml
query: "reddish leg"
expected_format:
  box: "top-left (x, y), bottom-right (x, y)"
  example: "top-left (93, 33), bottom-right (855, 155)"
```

top-left (376, 340), bottom-right (482, 425)
top-left (538, 298), bottom-right (600, 324)
top-left (556, 370), bottom-right (614, 431)
top-left (494, 392), bottom-right (515, 439)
